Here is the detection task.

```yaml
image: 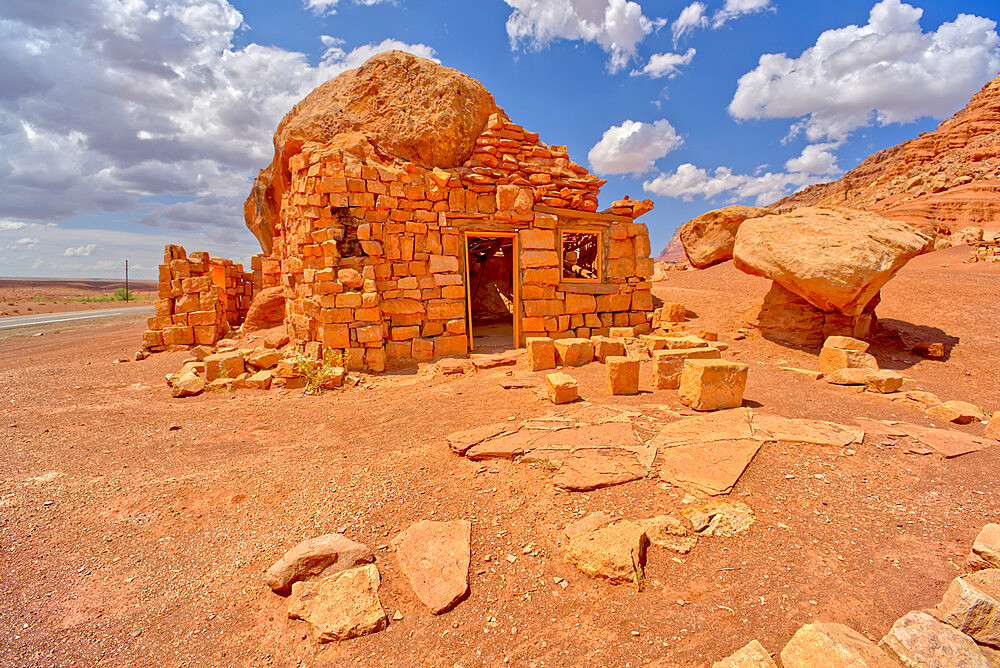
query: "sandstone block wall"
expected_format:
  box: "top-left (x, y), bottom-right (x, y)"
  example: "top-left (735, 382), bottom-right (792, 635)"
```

top-left (971, 239), bottom-right (1000, 262)
top-left (142, 245), bottom-right (255, 350)
top-left (262, 111), bottom-right (655, 371)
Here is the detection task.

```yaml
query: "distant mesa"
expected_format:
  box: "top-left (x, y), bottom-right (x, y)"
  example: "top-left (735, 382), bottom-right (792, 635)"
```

top-left (771, 71), bottom-right (1000, 235)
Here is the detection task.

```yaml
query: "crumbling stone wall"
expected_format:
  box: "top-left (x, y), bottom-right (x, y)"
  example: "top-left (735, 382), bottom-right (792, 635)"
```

top-left (971, 238), bottom-right (1000, 262)
top-left (262, 111), bottom-right (655, 371)
top-left (143, 245), bottom-right (255, 350)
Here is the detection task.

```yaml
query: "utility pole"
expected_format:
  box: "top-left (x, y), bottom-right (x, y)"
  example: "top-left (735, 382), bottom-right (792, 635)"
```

top-left (125, 260), bottom-right (129, 303)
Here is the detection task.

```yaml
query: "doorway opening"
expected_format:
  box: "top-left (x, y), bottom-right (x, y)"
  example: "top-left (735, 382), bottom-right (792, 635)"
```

top-left (465, 233), bottom-right (519, 352)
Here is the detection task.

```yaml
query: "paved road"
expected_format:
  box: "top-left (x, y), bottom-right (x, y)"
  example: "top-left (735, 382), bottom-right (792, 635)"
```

top-left (0, 305), bottom-right (153, 331)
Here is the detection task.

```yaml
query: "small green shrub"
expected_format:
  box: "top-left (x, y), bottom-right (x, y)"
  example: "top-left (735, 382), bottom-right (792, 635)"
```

top-left (291, 348), bottom-right (345, 395)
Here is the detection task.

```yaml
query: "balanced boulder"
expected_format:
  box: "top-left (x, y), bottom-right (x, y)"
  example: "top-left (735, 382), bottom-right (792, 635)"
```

top-left (733, 206), bottom-right (932, 316)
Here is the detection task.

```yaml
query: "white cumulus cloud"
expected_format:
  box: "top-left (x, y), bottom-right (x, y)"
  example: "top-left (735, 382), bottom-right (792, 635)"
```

top-left (0, 0), bottom-right (435, 238)
top-left (64, 243), bottom-right (96, 257)
top-left (631, 48), bottom-right (696, 79)
top-left (785, 143), bottom-right (841, 175)
top-left (712, 0), bottom-right (774, 29)
top-left (304, 0), bottom-right (393, 16)
top-left (672, 3), bottom-right (708, 44)
top-left (504, 0), bottom-right (658, 72)
top-left (588, 119), bottom-right (683, 175)
top-left (729, 0), bottom-right (1000, 142)
top-left (643, 163), bottom-right (820, 206)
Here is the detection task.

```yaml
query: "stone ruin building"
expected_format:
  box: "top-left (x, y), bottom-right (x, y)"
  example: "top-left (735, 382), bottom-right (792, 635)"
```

top-left (142, 51), bottom-right (656, 370)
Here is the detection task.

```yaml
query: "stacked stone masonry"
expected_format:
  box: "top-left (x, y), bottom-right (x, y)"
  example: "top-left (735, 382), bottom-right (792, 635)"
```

top-left (263, 111), bottom-right (655, 372)
top-left (971, 239), bottom-right (1000, 262)
top-left (142, 245), bottom-right (257, 351)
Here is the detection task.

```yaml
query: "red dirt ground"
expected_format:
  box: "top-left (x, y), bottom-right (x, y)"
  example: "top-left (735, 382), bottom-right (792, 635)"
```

top-left (1, 245), bottom-right (997, 667)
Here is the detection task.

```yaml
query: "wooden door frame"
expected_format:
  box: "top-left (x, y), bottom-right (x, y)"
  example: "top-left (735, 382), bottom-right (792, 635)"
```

top-left (463, 231), bottom-right (521, 351)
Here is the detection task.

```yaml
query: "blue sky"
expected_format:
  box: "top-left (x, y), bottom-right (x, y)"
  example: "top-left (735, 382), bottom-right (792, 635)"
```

top-left (1, 0), bottom-right (998, 278)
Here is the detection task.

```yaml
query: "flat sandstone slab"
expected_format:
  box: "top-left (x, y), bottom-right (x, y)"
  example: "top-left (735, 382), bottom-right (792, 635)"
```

top-left (657, 439), bottom-right (762, 496)
top-left (391, 520), bottom-right (471, 614)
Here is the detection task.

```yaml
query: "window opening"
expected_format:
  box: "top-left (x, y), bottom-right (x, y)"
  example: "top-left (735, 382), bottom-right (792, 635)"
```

top-left (561, 231), bottom-right (600, 280)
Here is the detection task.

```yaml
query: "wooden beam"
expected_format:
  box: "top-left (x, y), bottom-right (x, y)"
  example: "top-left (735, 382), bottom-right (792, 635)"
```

top-left (535, 205), bottom-right (629, 224)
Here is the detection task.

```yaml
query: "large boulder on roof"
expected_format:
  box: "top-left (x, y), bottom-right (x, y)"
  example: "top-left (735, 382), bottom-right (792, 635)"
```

top-left (733, 206), bottom-right (933, 317)
top-left (679, 205), bottom-right (773, 268)
top-left (245, 50), bottom-right (500, 253)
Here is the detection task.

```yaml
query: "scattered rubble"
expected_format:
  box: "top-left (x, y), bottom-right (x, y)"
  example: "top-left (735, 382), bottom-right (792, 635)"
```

top-left (287, 563), bottom-right (388, 642)
top-left (563, 520), bottom-right (648, 589)
top-left (264, 533), bottom-right (375, 595)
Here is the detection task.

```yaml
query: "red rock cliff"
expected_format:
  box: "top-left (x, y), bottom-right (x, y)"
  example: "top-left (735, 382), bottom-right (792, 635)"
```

top-left (772, 72), bottom-right (1000, 233)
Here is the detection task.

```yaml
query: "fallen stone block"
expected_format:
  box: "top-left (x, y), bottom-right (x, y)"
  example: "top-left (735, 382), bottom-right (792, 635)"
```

top-left (864, 370), bottom-right (904, 394)
top-left (935, 569), bottom-right (1000, 647)
top-left (823, 335), bottom-right (869, 352)
top-left (170, 371), bottom-right (205, 398)
top-left (660, 335), bottom-right (710, 350)
top-left (287, 563), bottom-right (387, 642)
top-left (264, 331), bottom-right (291, 349)
top-left (712, 639), bottom-right (778, 668)
top-left (391, 520), bottom-right (471, 614)
top-left (880, 611), bottom-right (989, 667)
top-left (265, 533), bottom-right (375, 595)
top-left (967, 524), bottom-right (1000, 572)
top-left (526, 337), bottom-right (556, 371)
top-left (546, 372), bottom-right (579, 405)
top-left (658, 302), bottom-right (686, 323)
top-left (606, 356), bottom-right (640, 395)
top-left (654, 347), bottom-right (722, 390)
top-left (825, 368), bottom-right (871, 385)
top-left (245, 369), bottom-right (273, 390)
top-left (319, 366), bottom-right (346, 389)
top-left (986, 417), bottom-right (999, 441)
top-left (818, 347), bottom-right (878, 376)
top-left (609, 326), bottom-right (636, 338)
top-left (780, 622), bottom-right (898, 668)
top-left (190, 344), bottom-right (215, 361)
top-left (636, 515), bottom-right (697, 554)
top-left (592, 336), bottom-right (626, 362)
top-left (204, 351), bottom-right (245, 381)
top-left (906, 390), bottom-right (942, 408)
top-left (914, 342), bottom-right (947, 359)
top-left (247, 348), bottom-right (281, 370)
top-left (678, 359), bottom-right (749, 411)
top-left (554, 338), bottom-right (594, 367)
top-left (926, 400), bottom-right (988, 425)
top-left (564, 520), bottom-right (648, 589)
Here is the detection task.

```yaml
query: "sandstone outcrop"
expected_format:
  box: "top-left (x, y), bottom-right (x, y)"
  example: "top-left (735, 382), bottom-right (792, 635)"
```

top-left (773, 73), bottom-right (1000, 235)
top-left (246, 51), bottom-right (500, 253)
top-left (733, 206), bottom-right (932, 316)
top-left (679, 205), bottom-right (773, 268)
top-left (242, 287), bottom-right (285, 333)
